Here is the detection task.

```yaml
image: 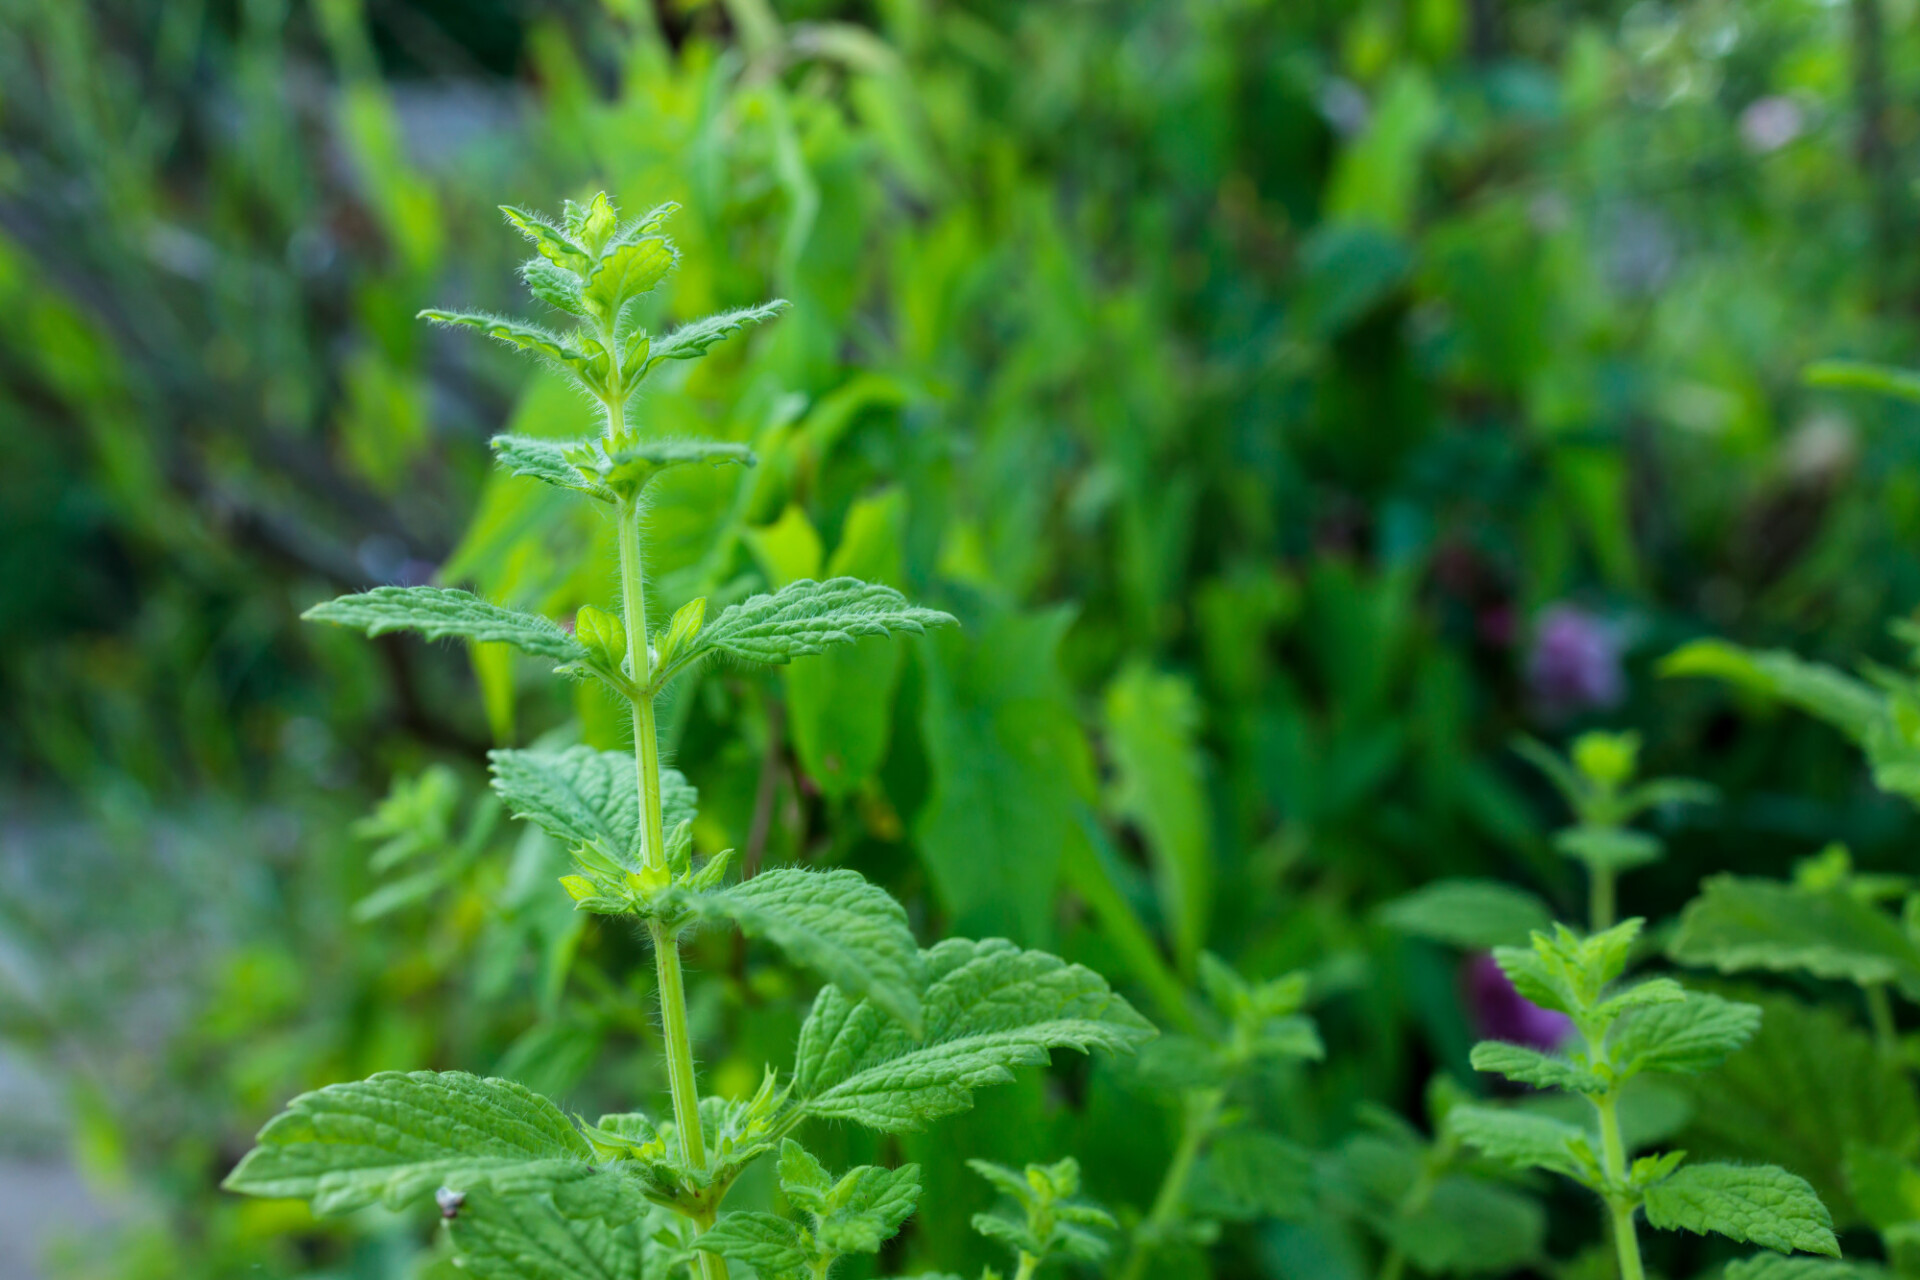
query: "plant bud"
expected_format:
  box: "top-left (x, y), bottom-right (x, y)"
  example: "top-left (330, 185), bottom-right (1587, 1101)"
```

top-left (575, 605), bottom-right (627, 671)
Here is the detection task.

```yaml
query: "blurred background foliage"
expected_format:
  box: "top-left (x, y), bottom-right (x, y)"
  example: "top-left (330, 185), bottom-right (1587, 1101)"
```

top-left (3, 0), bottom-right (1920, 1277)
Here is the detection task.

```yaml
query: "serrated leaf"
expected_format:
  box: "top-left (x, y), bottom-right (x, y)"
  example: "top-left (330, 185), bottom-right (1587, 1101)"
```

top-left (1670, 875), bottom-right (1920, 988)
top-left (778, 1139), bottom-right (832, 1213)
top-left (567, 435), bottom-right (757, 502)
top-left (576, 192), bottom-right (618, 255)
top-left (1679, 993), bottom-right (1920, 1227)
top-left (304, 587), bottom-right (586, 664)
top-left (697, 1212), bottom-right (807, 1274)
top-left (521, 258), bottom-right (586, 315)
top-left (1470, 1042), bottom-right (1604, 1093)
top-left (1595, 978), bottom-right (1687, 1021)
top-left (1449, 1105), bottom-right (1591, 1181)
top-left (222, 1070), bottom-right (591, 1215)
top-left (1610, 992), bottom-right (1761, 1077)
top-left (489, 747), bottom-right (698, 864)
top-left (418, 310), bottom-right (597, 380)
top-left (1187, 1129), bottom-right (1314, 1221)
top-left (817, 1163), bottom-right (921, 1255)
top-left (1725, 1257), bottom-right (1858, 1280)
top-left (584, 237), bottom-right (675, 318)
top-left (793, 937), bottom-right (1155, 1131)
top-left (678, 869), bottom-right (923, 1033)
top-left (502, 205), bottom-right (590, 273)
top-left (444, 1169), bottom-right (649, 1280)
top-left (1643, 1162), bottom-right (1839, 1256)
top-left (491, 435), bottom-right (611, 500)
top-left (646, 301), bottom-right (790, 366)
top-left (1379, 879), bottom-right (1555, 949)
top-left (693, 577), bottom-right (956, 669)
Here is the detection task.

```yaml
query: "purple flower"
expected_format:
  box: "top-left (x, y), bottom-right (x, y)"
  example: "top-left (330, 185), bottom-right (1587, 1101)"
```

top-left (1527, 605), bottom-right (1625, 716)
top-left (1465, 952), bottom-right (1574, 1052)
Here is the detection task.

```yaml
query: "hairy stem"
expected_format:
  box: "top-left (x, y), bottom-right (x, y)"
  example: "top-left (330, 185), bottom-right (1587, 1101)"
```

top-left (1012, 1253), bottom-right (1040, 1280)
top-left (1119, 1088), bottom-right (1221, 1280)
top-left (1592, 1092), bottom-right (1646, 1280)
top-left (609, 389), bottom-right (724, 1280)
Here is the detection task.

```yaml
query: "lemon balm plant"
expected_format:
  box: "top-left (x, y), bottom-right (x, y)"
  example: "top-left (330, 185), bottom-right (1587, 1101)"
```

top-left (222, 194), bottom-right (1155, 1278)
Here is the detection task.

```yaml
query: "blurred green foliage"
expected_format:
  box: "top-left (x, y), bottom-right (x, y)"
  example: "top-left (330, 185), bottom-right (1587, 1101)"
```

top-left (4, 0), bottom-right (1920, 1278)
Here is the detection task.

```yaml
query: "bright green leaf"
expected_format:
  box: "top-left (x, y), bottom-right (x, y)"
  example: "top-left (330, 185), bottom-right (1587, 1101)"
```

top-left (304, 587), bottom-right (586, 664)
top-left (793, 938), bottom-right (1154, 1132)
top-left (1643, 1162), bottom-right (1839, 1256)
top-left (222, 1070), bottom-right (591, 1215)
top-left (1609, 992), bottom-right (1761, 1078)
top-left (679, 868), bottom-right (924, 1033)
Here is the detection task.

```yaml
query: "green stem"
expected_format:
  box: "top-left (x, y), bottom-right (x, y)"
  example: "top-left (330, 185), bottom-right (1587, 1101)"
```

top-left (1592, 1093), bottom-right (1646, 1280)
top-left (1867, 981), bottom-right (1900, 1060)
top-left (1013, 1253), bottom-right (1040, 1280)
top-left (1119, 1089), bottom-right (1220, 1280)
top-left (1590, 862), bottom-right (1616, 934)
top-left (609, 396), bottom-right (724, 1280)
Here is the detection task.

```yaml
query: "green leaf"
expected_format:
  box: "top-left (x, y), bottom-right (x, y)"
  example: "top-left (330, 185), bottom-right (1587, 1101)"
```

top-left (1843, 1144), bottom-right (1920, 1232)
top-left (1379, 879), bottom-right (1555, 949)
top-left (1643, 1162), bottom-right (1840, 1256)
top-left (502, 205), bottom-right (590, 273)
top-left (1610, 992), bottom-right (1761, 1077)
top-left (1724, 1257), bottom-right (1858, 1280)
top-left (917, 611), bottom-right (1094, 945)
top-left (584, 236), bottom-right (676, 319)
top-left (418, 310), bottom-right (597, 381)
top-left (1554, 826), bottom-right (1664, 872)
top-left (793, 937), bottom-right (1155, 1131)
top-left (575, 192), bottom-right (619, 255)
top-left (566, 435), bottom-right (757, 502)
top-left (697, 1212), bottom-right (808, 1275)
top-left (304, 587), bottom-right (587, 664)
top-left (1470, 1042), bottom-right (1604, 1094)
top-left (777, 1139), bottom-right (833, 1213)
top-left (521, 259), bottom-right (586, 315)
top-left (444, 1170), bottom-right (649, 1280)
top-left (679, 869), bottom-right (924, 1034)
top-left (655, 597), bottom-right (706, 673)
top-left (1661, 640), bottom-right (1883, 744)
top-left (1103, 662), bottom-right (1212, 975)
top-left (646, 301), bottom-right (790, 366)
top-left (1677, 993), bottom-right (1919, 1227)
top-left (966, 1157), bottom-right (1113, 1265)
top-left (815, 1163), bottom-right (922, 1255)
top-left (1594, 978), bottom-right (1688, 1022)
top-left (1805, 359), bottom-right (1920, 404)
top-left (1187, 1129), bottom-right (1314, 1221)
top-left (490, 434), bottom-right (611, 500)
top-left (1382, 1176), bottom-right (1548, 1276)
top-left (1448, 1105), bottom-right (1592, 1181)
top-left (783, 490), bottom-right (907, 800)
top-left (489, 746), bottom-right (698, 864)
top-left (1670, 875), bottom-right (1920, 988)
top-left (222, 1070), bottom-right (591, 1215)
top-left (692, 577), bottom-right (955, 668)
